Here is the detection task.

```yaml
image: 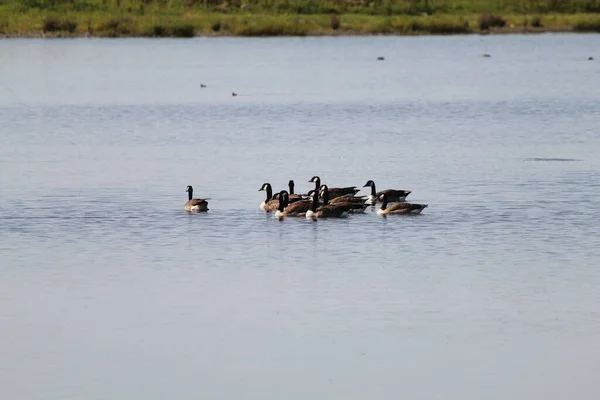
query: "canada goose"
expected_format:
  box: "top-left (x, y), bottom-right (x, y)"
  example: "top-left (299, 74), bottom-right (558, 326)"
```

top-left (184, 185), bottom-right (210, 212)
top-left (363, 180), bottom-right (411, 205)
top-left (377, 56), bottom-right (385, 60)
top-left (280, 190), bottom-right (313, 217)
top-left (232, 92), bottom-right (238, 97)
top-left (258, 183), bottom-right (279, 212)
top-left (308, 176), bottom-right (360, 199)
top-left (377, 193), bottom-right (428, 216)
top-left (200, 84), bottom-right (207, 88)
top-left (320, 185), bottom-right (368, 213)
top-left (287, 180), bottom-right (304, 204)
top-left (306, 190), bottom-right (351, 219)
top-left (274, 191), bottom-right (289, 218)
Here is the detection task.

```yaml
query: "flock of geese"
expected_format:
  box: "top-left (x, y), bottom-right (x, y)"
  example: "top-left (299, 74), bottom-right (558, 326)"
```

top-left (185, 176), bottom-right (428, 219)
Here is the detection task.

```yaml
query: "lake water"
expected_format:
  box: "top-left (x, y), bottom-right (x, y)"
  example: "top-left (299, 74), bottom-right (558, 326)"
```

top-left (1, 34), bottom-right (600, 399)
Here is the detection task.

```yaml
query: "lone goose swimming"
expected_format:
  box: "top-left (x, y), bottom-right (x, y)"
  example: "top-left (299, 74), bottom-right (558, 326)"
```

top-left (377, 193), bottom-right (427, 215)
top-left (258, 182), bottom-right (279, 212)
top-left (184, 185), bottom-right (210, 212)
top-left (363, 180), bottom-right (411, 205)
top-left (309, 176), bottom-right (360, 200)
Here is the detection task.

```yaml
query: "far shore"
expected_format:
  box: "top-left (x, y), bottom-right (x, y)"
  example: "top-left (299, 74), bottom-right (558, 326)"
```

top-left (1, 12), bottom-right (599, 39)
top-left (0, 26), bottom-right (584, 39)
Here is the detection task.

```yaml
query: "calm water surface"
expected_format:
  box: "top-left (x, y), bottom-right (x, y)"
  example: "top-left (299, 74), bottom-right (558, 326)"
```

top-left (1, 34), bottom-right (600, 399)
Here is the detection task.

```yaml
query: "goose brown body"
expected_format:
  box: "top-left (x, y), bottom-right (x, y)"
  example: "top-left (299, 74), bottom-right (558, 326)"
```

top-left (320, 185), bottom-right (368, 214)
top-left (377, 193), bottom-right (427, 215)
top-left (306, 189), bottom-right (352, 219)
top-left (184, 186), bottom-right (210, 212)
top-left (283, 197), bottom-right (312, 216)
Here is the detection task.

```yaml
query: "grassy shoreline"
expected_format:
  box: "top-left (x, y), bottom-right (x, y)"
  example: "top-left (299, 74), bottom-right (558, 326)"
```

top-left (1, 12), bottom-right (600, 38)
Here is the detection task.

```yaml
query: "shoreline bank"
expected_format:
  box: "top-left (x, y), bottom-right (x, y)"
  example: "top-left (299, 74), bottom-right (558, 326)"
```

top-left (0, 27), bottom-right (583, 39)
top-left (1, 13), bottom-right (599, 39)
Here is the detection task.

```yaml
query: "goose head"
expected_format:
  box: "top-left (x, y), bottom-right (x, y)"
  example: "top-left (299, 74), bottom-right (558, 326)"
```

top-left (319, 184), bottom-right (330, 205)
top-left (258, 183), bottom-right (271, 192)
top-left (279, 190), bottom-right (290, 208)
top-left (258, 183), bottom-right (273, 201)
top-left (288, 180), bottom-right (295, 194)
top-left (363, 180), bottom-right (377, 196)
top-left (309, 176), bottom-right (321, 190)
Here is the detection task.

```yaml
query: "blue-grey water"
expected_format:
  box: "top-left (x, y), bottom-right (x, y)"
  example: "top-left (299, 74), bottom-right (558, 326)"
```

top-left (1, 34), bottom-right (600, 399)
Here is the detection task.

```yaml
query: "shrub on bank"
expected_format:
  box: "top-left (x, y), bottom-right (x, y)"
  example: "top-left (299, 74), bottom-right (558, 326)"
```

top-left (43, 16), bottom-right (77, 33)
top-left (151, 24), bottom-right (167, 36)
top-left (426, 19), bottom-right (470, 34)
top-left (381, 16), bottom-right (470, 35)
top-left (479, 14), bottom-right (506, 30)
top-left (170, 23), bottom-right (194, 37)
top-left (146, 23), bottom-right (195, 37)
top-left (96, 18), bottom-right (134, 37)
top-left (229, 17), bottom-right (309, 36)
top-left (573, 18), bottom-right (600, 32)
top-left (531, 15), bottom-right (543, 27)
top-left (330, 14), bottom-right (340, 30)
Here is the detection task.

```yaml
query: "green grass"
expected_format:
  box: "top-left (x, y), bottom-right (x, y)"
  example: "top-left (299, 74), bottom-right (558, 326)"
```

top-left (1, 0), bottom-right (600, 37)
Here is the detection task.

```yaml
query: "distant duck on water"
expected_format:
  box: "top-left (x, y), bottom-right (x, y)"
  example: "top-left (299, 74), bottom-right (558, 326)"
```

top-left (184, 185), bottom-right (210, 212)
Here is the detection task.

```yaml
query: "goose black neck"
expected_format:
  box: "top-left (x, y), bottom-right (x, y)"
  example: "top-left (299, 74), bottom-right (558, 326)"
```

top-left (278, 194), bottom-right (286, 212)
top-left (288, 181), bottom-right (295, 195)
top-left (283, 192), bottom-right (290, 208)
top-left (370, 183), bottom-right (376, 196)
top-left (311, 191), bottom-right (319, 212)
top-left (380, 195), bottom-right (388, 210)
top-left (265, 185), bottom-right (273, 201)
top-left (321, 186), bottom-right (329, 205)
top-left (188, 189), bottom-right (193, 201)
top-left (313, 177), bottom-right (320, 191)
top-left (280, 191), bottom-right (289, 209)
